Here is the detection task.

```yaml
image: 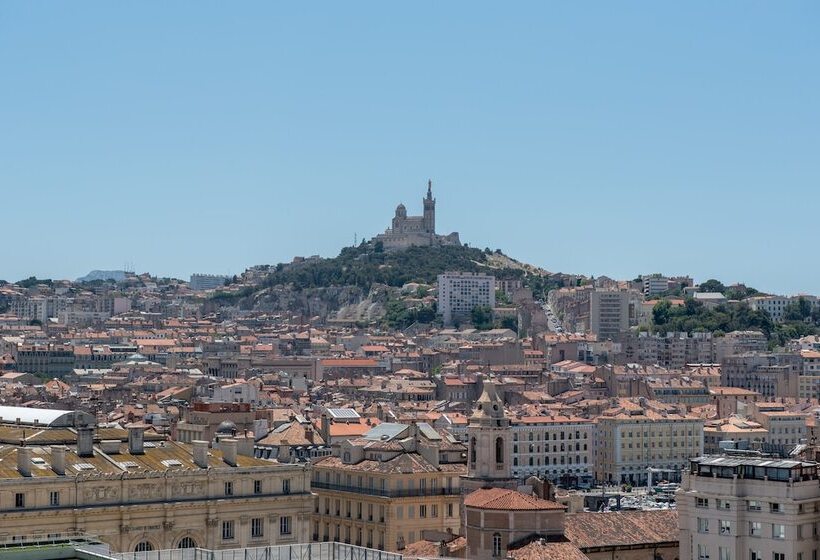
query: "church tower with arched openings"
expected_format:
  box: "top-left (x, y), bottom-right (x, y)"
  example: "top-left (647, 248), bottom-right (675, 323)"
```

top-left (461, 378), bottom-right (518, 493)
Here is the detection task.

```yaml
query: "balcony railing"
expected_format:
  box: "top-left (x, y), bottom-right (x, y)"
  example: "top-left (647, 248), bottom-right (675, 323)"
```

top-left (311, 481), bottom-right (460, 499)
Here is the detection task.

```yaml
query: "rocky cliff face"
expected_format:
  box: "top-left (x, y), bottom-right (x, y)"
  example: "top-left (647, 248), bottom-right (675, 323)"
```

top-left (208, 284), bottom-right (392, 323)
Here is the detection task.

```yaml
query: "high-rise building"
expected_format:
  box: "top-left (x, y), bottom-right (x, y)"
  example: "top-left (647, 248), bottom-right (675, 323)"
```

top-left (589, 289), bottom-right (631, 340)
top-left (437, 272), bottom-right (496, 327)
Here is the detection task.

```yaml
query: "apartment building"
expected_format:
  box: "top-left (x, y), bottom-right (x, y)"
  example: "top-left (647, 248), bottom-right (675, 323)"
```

top-left (510, 415), bottom-right (594, 486)
top-left (619, 331), bottom-right (716, 369)
top-left (189, 274), bottom-right (230, 291)
top-left (746, 295), bottom-right (819, 323)
top-left (594, 398), bottom-right (704, 485)
top-left (799, 350), bottom-right (820, 400)
top-left (589, 289), bottom-right (633, 341)
top-left (311, 422), bottom-right (466, 552)
top-left (0, 406), bottom-right (312, 552)
top-left (679, 455), bottom-right (820, 560)
top-left (437, 272), bottom-right (495, 326)
top-left (721, 353), bottom-right (802, 398)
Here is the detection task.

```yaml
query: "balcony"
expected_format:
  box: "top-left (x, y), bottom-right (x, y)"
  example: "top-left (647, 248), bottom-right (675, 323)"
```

top-left (311, 481), bottom-right (460, 499)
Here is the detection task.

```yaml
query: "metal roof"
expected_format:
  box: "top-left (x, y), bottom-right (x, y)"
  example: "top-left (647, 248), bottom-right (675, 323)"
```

top-left (362, 423), bottom-right (408, 441)
top-left (693, 455), bottom-right (814, 469)
top-left (417, 422), bottom-right (442, 441)
top-left (0, 406), bottom-right (94, 428)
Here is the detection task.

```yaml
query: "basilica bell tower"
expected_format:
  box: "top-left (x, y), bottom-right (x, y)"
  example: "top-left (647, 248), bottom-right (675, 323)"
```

top-left (423, 179), bottom-right (436, 234)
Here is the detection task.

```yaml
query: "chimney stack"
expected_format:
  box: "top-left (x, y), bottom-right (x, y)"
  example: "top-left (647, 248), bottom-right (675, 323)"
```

top-left (17, 447), bottom-right (32, 477)
top-left (77, 426), bottom-right (94, 457)
top-left (192, 440), bottom-right (209, 468)
top-left (320, 414), bottom-right (330, 443)
top-left (128, 426), bottom-right (145, 455)
top-left (51, 445), bottom-right (66, 475)
top-left (236, 435), bottom-right (254, 457)
top-left (221, 438), bottom-right (238, 467)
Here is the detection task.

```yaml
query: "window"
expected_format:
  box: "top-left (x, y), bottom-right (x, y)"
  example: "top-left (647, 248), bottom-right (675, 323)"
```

top-left (772, 524), bottom-right (785, 539)
top-left (773, 554), bottom-right (785, 560)
top-left (447, 503), bottom-right (454, 518)
top-left (747, 500), bottom-right (762, 511)
top-left (716, 499), bottom-right (730, 510)
top-left (419, 505), bottom-right (427, 518)
top-left (431, 504), bottom-right (438, 518)
top-left (283, 479), bottom-right (291, 494)
top-left (720, 547), bottom-right (731, 560)
top-left (49, 491), bottom-right (60, 507)
top-left (698, 544), bottom-right (709, 560)
top-left (470, 437), bottom-right (476, 463)
top-left (492, 533), bottom-right (502, 557)
top-left (721, 520), bottom-right (732, 535)
top-left (771, 503), bottom-right (783, 513)
top-left (750, 551), bottom-right (761, 560)
top-left (222, 521), bottom-right (235, 540)
top-left (495, 437), bottom-right (504, 464)
top-left (697, 497), bottom-right (709, 508)
top-left (254, 480), bottom-right (262, 494)
top-left (251, 518), bottom-right (264, 539)
top-left (698, 518), bottom-right (710, 533)
top-left (750, 522), bottom-right (762, 536)
top-left (14, 493), bottom-right (24, 508)
top-left (280, 516), bottom-right (292, 535)
top-left (135, 542), bottom-right (154, 553)
top-left (224, 481), bottom-right (233, 496)
top-left (178, 537), bottom-right (196, 549)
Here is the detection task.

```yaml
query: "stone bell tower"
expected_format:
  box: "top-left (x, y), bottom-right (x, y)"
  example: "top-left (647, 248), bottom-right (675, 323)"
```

top-left (422, 179), bottom-right (436, 234)
top-left (461, 378), bottom-right (517, 493)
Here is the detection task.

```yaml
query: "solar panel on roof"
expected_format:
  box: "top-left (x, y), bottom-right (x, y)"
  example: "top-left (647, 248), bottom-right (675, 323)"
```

top-left (327, 408), bottom-right (360, 420)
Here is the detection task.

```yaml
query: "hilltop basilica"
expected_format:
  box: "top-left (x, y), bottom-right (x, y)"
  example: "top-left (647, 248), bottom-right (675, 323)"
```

top-left (372, 180), bottom-right (461, 250)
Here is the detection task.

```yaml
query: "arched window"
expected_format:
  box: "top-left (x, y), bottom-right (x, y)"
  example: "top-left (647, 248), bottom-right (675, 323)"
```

top-left (492, 533), bottom-right (502, 557)
top-left (470, 437), bottom-right (477, 463)
top-left (495, 437), bottom-right (504, 464)
top-left (178, 537), bottom-right (197, 549)
top-left (135, 542), bottom-right (154, 553)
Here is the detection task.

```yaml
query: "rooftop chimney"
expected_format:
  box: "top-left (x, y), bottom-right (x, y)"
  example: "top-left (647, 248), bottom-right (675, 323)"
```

top-left (17, 447), bottom-right (32, 477)
top-left (77, 426), bottom-right (94, 457)
top-left (320, 414), bottom-right (330, 443)
top-left (221, 438), bottom-right (237, 467)
top-left (192, 440), bottom-right (209, 468)
top-left (128, 426), bottom-right (145, 455)
top-left (51, 445), bottom-right (66, 475)
top-left (236, 435), bottom-right (254, 457)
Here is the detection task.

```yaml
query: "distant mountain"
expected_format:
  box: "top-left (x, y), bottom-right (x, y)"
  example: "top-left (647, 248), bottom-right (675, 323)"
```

top-left (76, 270), bottom-right (128, 283)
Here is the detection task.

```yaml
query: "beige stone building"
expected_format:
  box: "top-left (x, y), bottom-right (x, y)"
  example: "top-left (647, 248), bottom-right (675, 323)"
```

top-left (594, 398), bottom-right (704, 485)
top-left (311, 421), bottom-right (466, 552)
top-left (679, 455), bottom-right (820, 560)
top-left (0, 406), bottom-right (312, 553)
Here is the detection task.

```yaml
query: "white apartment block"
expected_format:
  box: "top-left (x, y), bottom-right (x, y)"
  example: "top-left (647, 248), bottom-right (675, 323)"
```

top-left (679, 455), bottom-right (820, 560)
top-left (510, 415), bottom-right (594, 485)
top-left (437, 272), bottom-right (495, 326)
top-left (190, 274), bottom-right (230, 291)
top-left (747, 295), bottom-right (819, 323)
top-left (643, 274), bottom-right (671, 298)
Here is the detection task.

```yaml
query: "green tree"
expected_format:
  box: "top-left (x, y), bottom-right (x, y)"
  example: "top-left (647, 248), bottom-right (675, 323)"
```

top-left (699, 279), bottom-right (726, 293)
top-left (470, 305), bottom-right (494, 330)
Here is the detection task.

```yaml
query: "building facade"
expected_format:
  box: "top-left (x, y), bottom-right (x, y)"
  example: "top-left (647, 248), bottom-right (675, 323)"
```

top-left (589, 289), bottom-right (632, 341)
top-left (437, 272), bottom-right (496, 327)
top-left (679, 455), bottom-right (820, 560)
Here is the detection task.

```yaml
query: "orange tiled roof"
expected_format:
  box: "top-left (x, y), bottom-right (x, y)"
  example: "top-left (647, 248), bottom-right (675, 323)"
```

top-left (464, 488), bottom-right (565, 511)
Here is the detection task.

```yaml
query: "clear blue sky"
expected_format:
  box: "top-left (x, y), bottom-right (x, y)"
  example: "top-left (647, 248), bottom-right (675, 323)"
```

top-left (2, 2), bottom-right (818, 294)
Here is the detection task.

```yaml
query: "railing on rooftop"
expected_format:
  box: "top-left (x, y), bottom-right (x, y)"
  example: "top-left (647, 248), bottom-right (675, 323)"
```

top-left (311, 481), bottom-right (459, 499)
top-left (115, 542), bottom-right (402, 560)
